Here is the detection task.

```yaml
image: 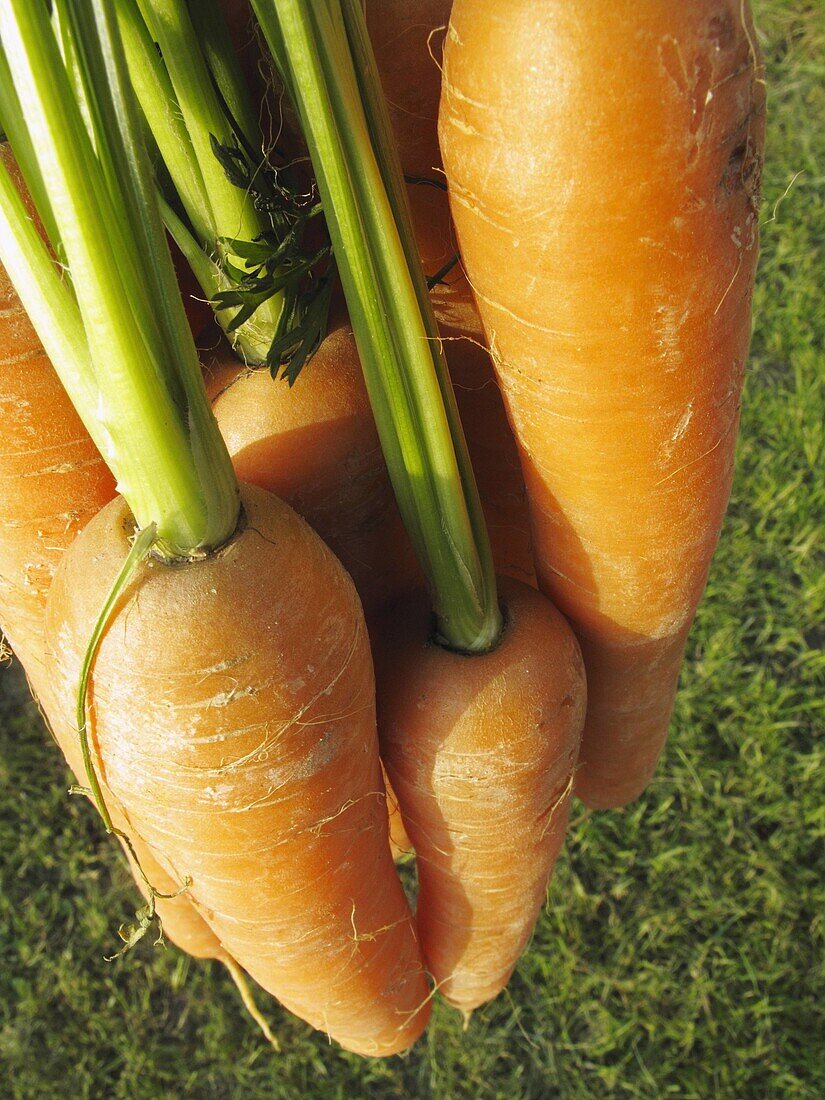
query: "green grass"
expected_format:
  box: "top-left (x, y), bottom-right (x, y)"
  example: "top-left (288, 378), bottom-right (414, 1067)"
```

top-left (1, 2), bottom-right (822, 1096)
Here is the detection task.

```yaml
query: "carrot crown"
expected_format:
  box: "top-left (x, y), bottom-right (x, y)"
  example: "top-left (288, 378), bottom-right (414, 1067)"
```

top-left (0, 0), bottom-right (238, 559)
top-left (252, 0), bottom-right (503, 653)
top-left (118, 0), bottom-right (333, 376)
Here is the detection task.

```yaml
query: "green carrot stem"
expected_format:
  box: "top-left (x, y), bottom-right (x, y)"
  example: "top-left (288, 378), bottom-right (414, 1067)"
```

top-left (252, 0), bottom-right (501, 653)
top-left (0, 155), bottom-right (97, 417)
top-left (186, 0), bottom-right (263, 153)
top-left (160, 194), bottom-right (249, 340)
top-left (0, 47), bottom-right (66, 265)
top-left (114, 0), bottom-right (214, 244)
top-left (0, 0), bottom-right (238, 557)
top-left (132, 0), bottom-right (282, 362)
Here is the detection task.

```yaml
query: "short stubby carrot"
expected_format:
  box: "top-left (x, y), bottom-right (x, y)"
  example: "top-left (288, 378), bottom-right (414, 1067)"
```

top-left (45, 484), bottom-right (430, 1056)
top-left (439, 0), bottom-right (766, 807)
top-left (374, 577), bottom-right (585, 1012)
top-left (210, 319), bottom-right (420, 616)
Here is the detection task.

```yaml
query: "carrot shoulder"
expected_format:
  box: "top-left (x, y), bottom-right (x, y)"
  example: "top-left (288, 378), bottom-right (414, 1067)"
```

top-left (375, 578), bottom-right (585, 1012)
top-left (210, 319), bottom-right (420, 617)
top-left (45, 485), bottom-right (430, 1056)
top-left (439, 0), bottom-right (765, 807)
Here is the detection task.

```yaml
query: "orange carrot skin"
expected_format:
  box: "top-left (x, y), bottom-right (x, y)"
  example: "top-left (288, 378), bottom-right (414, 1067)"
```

top-left (440, 0), bottom-right (765, 808)
top-left (374, 578), bottom-right (585, 1012)
top-left (34, 673), bottom-right (226, 962)
top-left (211, 322), bottom-right (420, 617)
top-left (367, 1), bottom-right (456, 275)
top-left (384, 762), bottom-right (412, 860)
top-left (0, 281), bottom-right (114, 679)
top-left (45, 484), bottom-right (430, 1056)
top-left (0, 144), bottom-right (234, 962)
top-left (210, 321), bottom-right (416, 854)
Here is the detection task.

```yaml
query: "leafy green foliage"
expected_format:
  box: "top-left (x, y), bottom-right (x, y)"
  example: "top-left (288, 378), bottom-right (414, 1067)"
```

top-left (0, 1), bottom-right (822, 1096)
top-left (208, 135), bottom-right (335, 384)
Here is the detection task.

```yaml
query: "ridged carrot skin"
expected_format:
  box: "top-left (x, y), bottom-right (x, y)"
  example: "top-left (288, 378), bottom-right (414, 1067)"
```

top-left (0, 143), bottom-right (231, 962)
top-left (45, 484), bottom-right (430, 1056)
top-left (367, 0), bottom-right (535, 586)
top-left (439, 0), bottom-right (765, 808)
top-left (210, 320), bottom-right (420, 617)
top-left (210, 326), bottom-right (416, 856)
top-left (0, 315), bottom-right (224, 961)
top-left (0, 211), bottom-right (114, 677)
top-left (375, 577), bottom-right (585, 1012)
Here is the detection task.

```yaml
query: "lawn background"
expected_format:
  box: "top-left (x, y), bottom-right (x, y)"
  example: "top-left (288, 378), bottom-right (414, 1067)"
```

top-left (0, 2), bottom-right (822, 1096)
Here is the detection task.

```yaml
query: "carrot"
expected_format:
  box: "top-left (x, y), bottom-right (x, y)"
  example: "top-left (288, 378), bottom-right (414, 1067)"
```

top-left (209, 321), bottom-right (419, 855)
top-left (45, 484), bottom-right (429, 1054)
top-left (439, 0), bottom-right (766, 807)
top-left (1, 2), bottom-right (428, 1054)
top-left (375, 578), bottom-right (585, 1013)
top-left (366, 0), bottom-right (535, 586)
top-left (124, 2), bottom-right (417, 848)
top-left (210, 318), bottom-right (420, 616)
top-left (121, 2), bottom-right (417, 616)
top-left (255, 0), bottom-right (585, 1011)
top-left (0, 144), bottom-right (230, 965)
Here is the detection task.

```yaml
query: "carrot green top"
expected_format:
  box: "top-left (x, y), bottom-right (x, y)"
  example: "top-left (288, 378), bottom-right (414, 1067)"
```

top-left (118, 0), bottom-right (333, 378)
top-left (252, 0), bottom-right (503, 653)
top-left (0, 0), bottom-right (238, 559)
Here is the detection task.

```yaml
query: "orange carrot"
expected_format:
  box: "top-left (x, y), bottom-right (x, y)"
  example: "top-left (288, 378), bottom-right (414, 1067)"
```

top-left (210, 318), bottom-right (420, 617)
top-left (439, 0), bottom-right (766, 807)
top-left (45, 485), bottom-right (430, 1056)
top-left (207, 321), bottom-right (416, 857)
top-left (374, 577), bottom-right (585, 1012)
top-left (2, 1), bottom-right (431, 1055)
top-left (367, 0), bottom-right (535, 585)
top-left (0, 144), bottom-right (230, 964)
top-left (248, 0), bottom-right (589, 1017)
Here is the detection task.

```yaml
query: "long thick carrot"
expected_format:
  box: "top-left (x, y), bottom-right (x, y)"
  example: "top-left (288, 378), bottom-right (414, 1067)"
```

top-left (45, 484), bottom-right (429, 1054)
top-left (0, 145), bottom-right (229, 964)
top-left (254, 0), bottom-right (586, 1014)
top-left (375, 577), bottom-right (585, 1013)
top-left (439, 0), bottom-right (766, 807)
top-left (1, 1), bottom-right (429, 1053)
top-left (366, 0), bottom-right (534, 585)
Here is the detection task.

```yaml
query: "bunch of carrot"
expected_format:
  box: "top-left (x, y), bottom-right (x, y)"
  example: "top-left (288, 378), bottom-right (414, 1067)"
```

top-left (0, 0), bottom-right (763, 1056)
